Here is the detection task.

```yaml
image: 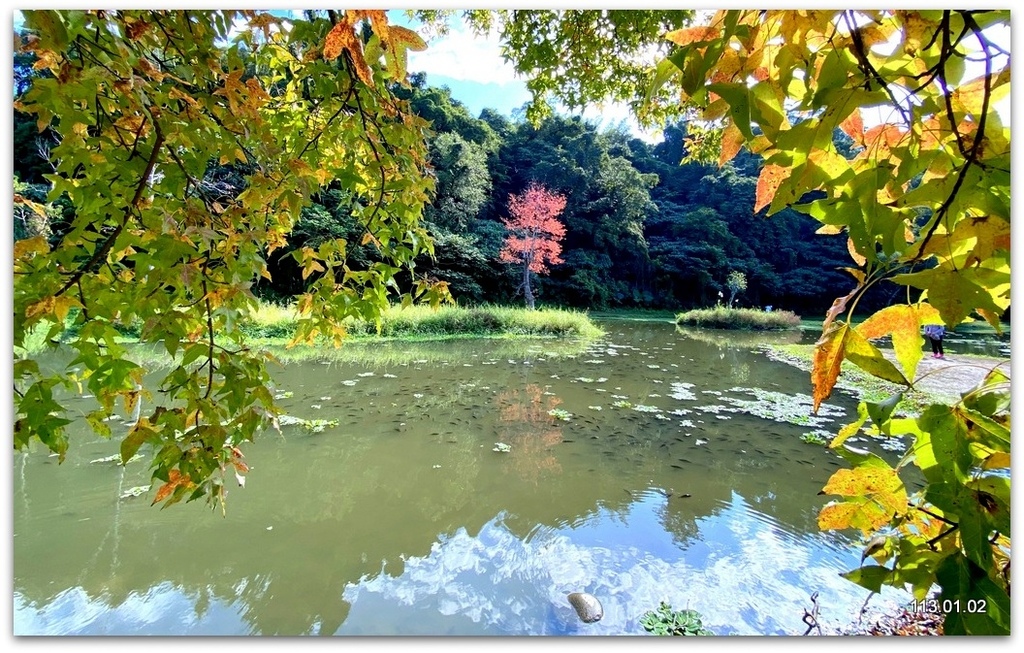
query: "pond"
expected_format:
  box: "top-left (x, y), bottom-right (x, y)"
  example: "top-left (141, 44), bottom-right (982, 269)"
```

top-left (15, 318), bottom-right (924, 636)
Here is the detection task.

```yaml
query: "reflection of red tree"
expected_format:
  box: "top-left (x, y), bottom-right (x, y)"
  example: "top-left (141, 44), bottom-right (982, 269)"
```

top-left (495, 384), bottom-right (564, 483)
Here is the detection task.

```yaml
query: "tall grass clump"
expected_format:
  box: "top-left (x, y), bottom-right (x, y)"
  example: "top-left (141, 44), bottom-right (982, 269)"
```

top-left (361, 304), bottom-right (604, 339)
top-left (238, 301), bottom-right (300, 339)
top-left (675, 306), bottom-right (801, 331)
top-left (236, 302), bottom-right (604, 340)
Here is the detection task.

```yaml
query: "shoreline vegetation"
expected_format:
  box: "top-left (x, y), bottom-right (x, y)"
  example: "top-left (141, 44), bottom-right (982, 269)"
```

top-left (676, 306), bottom-right (801, 331)
top-left (241, 303), bottom-right (606, 341)
top-left (18, 303), bottom-right (607, 358)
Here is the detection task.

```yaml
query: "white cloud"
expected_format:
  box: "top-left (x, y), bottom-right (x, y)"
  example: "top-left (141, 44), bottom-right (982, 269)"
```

top-left (408, 17), bottom-right (522, 87)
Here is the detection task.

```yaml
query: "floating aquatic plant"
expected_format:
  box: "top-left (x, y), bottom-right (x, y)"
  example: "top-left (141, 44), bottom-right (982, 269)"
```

top-left (588, 405), bottom-right (603, 411)
top-left (611, 400), bottom-right (633, 409)
top-left (278, 415), bottom-right (340, 433)
top-left (493, 442), bottom-right (511, 453)
top-left (801, 432), bottom-right (829, 445)
top-left (669, 382), bottom-right (697, 401)
top-left (633, 404), bottom-right (662, 413)
top-left (721, 388), bottom-right (845, 428)
top-left (119, 485), bottom-right (150, 499)
top-left (90, 453), bottom-right (144, 465)
top-left (640, 602), bottom-right (713, 637)
top-left (695, 405), bottom-right (731, 414)
top-left (548, 408), bottom-right (573, 421)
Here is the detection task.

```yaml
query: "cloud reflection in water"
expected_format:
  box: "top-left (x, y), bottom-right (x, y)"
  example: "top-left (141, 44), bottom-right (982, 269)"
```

top-left (339, 491), bottom-right (908, 635)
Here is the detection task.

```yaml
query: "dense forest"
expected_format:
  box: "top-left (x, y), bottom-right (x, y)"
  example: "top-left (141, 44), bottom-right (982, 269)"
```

top-left (15, 60), bottom-right (888, 318)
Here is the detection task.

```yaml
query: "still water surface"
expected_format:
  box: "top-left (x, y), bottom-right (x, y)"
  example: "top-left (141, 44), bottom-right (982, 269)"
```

top-left (15, 319), bottom-right (922, 635)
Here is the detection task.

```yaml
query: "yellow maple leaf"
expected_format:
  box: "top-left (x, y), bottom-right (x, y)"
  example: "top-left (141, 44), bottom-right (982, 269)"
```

top-left (856, 305), bottom-right (923, 382)
top-left (818, 464), bottom-right (907, 534)
top-left (25, 296), bottom-right (56, 320)
top-left (811, 322), bottom-right (848, 413)
top-left (13, 235), bottom-right (49, 260)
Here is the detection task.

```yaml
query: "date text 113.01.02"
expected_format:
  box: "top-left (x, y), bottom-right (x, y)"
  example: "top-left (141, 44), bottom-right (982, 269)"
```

top-left (909, 598), bottom-right (987, 614)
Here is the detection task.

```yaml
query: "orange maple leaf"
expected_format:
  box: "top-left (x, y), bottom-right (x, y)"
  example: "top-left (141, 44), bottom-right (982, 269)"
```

top-left (323, 12), bottom-right (374, 86)
top-left (665, 26), bottom-right (720, 47)
top-left (152, 469), bottom-right (193, 505)
top-left (754, 163), bottom-right (788, 213)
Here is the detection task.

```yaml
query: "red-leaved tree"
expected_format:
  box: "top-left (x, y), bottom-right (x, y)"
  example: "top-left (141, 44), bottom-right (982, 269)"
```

top-left (499, 183), bottom-right (568, 309)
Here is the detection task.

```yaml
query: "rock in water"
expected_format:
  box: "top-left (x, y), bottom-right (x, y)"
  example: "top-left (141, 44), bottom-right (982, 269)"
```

top-left (567, 592), bottom-right (604, 623)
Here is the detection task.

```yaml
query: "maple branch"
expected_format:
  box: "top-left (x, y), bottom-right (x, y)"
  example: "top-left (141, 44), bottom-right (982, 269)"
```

top-left (350, 74), bottom-right (388, 235)
top-left (906, 12), bottom-right (970, 96)
top-left (915, 505), bottom-right (958, 526)
top-left (296, 84), bottom-right (356, 160)
top-left (56, 119), bottom-right (165, 297)
top-left (842, 11), bottom-right (911, 127)
top-left (203, 268), bottom-right (215, 400)
top-left (77, 279), bottom-right (90, 321)
top-left (926, 525), bottom-right (959, 549)
top-left (915, 14), bottom-right (993, 264)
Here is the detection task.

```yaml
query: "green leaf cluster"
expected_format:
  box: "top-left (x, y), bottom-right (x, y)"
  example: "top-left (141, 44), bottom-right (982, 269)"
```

top-left (13, 9), bottom-right (451, 509)
top-left (619, 9), bottom-right (1011, 634)
top-left (639, 602), bottom-right (713, 636)
top-left (819, 366), bottom-right (1010, 634)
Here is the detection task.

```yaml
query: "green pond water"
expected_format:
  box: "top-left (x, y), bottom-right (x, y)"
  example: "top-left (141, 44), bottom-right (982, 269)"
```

top-left (15, 318), bottom-right (953, 635)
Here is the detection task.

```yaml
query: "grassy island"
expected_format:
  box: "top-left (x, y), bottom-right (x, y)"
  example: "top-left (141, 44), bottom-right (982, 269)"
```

top-left (675, 306), bottom-right (801, 331)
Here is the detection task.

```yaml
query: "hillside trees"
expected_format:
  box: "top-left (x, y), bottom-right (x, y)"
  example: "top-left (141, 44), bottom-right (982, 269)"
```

top-left (13, 9), bottom-right (451, 508)
top-left (490, 116), bottom-right (658, 307)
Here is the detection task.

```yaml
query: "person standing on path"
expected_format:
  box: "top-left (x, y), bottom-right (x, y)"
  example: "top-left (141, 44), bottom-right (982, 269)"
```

top-left (924, 323), bottom-right (946, 358)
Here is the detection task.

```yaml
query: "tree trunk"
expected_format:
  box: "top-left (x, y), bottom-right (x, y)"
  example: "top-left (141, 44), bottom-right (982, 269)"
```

top-left (523, 263), bottom-right (535, 310)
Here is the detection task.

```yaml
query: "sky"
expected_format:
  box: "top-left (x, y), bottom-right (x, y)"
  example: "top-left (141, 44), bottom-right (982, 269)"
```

top-left (10, 8), bottom-right (648, 138)
top-left (394, 10), bottom-right (644, 135)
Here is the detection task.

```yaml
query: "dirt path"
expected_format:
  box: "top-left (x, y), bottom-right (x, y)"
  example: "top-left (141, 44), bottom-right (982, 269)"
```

top-left (763, 344), bottom-right (1010, 408)
top-left (891, 351), bottom-right (1010, 404)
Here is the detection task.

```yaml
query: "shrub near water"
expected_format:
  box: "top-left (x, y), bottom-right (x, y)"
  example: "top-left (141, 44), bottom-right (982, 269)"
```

top-left (675, 306), bottom-right (800, 331)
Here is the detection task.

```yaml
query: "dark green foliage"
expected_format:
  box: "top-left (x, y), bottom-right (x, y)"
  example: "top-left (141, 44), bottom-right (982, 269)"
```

top-left (13, 64), bottom-right (874, 319)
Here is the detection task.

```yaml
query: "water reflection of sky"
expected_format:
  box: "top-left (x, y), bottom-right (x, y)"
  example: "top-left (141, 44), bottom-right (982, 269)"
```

top-left (14, 478), bottom-right (911, 637)
top-left (14, 583), bottom-right (250, 635)
top-left (339, 491), bottom-right (908, 636)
